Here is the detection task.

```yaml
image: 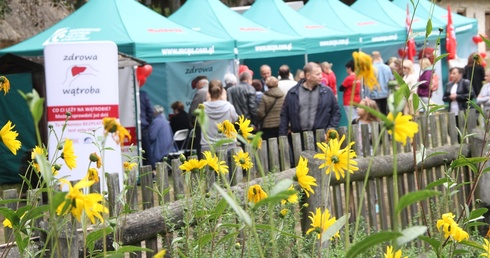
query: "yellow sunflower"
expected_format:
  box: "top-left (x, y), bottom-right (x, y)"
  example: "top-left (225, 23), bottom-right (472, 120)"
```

top-left (203, 151), bottom-right (229, 174)
top-left (123, 161), bottom-right (138, 171)
top-left (384, 246), bottom-right (407, 258)
top-left (247, 184), bottom-right (268, 204)
top-left (0, 76), bottom-right (10, 95)
top-left (217, 120), bottom-right (237, 139)
top-left (436, 212), bottom-right (469, 242)
top-left (353, 51), bottom-right (378, 91)
top-left (482, 239), bottom-right (490, 257)
top-left (233, 150), bottom-right (253, 170)
top-left (89, 152), bottom-right (102, 169)
top-left (281, 185), bottom-right (298, 205)
top-left (326, 129), bottom-right (339, 142)
top-left (102, 117), bottom-right (131, 146)
top-left (61, 139), bottom-right (77, 170)
top-left (153, 249), bottom-right (167, 258)
top-left (31, 145), bottom-right (47, 172)
top-left (0, 120), bottom-right (21, 155)
top-left (306, 208), bottom-right (339, 240)
top-left (236, 115), bottom-right (254, 141)
top-left (179, 158), bottom-right (207, 174)
top-left (279, 209), bottom-right (289, 218)
top-left (57, 178), bottom-right (108, 223)
top-left (87, 168), bottom-right (99, 183)
top-left (294, 156), bottom-right (317, 198)
top-left (314, 135), bottom-right (358, 180)
top-left (386, 112), bottom-right (419, 146)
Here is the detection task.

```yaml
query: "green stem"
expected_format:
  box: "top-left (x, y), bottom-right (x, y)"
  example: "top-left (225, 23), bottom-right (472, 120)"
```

top-left (353, 127), bottom-right (386, 238)
top-left (392, 138), bottom-right (399, 233)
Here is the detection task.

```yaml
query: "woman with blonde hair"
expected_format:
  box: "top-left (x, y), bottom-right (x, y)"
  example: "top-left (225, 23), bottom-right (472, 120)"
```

top-left (417, 57), bottom-right (433, 112)
top-left (402, 59), bottom-right (419, 115)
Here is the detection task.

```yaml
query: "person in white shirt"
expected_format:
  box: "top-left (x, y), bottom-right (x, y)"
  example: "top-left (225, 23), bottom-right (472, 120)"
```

top-left (402, 59), bottom-right (419, 115)
top-left (277, 64), bottom-right (297, 94)
top-left (477, 69), bottom-right (490, 110)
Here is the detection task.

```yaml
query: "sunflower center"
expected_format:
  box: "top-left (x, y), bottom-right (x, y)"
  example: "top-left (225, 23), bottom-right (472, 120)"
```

top-left (331, 155), bottom-right (340, 164)
top-left (239, 158), bottom-right (246, 165)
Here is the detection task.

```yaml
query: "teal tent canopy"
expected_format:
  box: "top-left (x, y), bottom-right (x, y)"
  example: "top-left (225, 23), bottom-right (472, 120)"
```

top-left (242, 0), bottom-right (360, 54)
top-left (352, 0), bottom-right (445, 41)
top-left (169, 0), bottom-right (306, 59)
top-left (392, 0), bottom-right (478, 59)
top-left (299, 0), bottom-right (406, 48)
top-left (0, 0), bottom-right (236, 62)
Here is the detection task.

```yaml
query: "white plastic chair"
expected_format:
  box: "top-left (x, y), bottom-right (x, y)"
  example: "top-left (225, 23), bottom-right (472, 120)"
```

top-left (168, 129), bottom-right (189, 157)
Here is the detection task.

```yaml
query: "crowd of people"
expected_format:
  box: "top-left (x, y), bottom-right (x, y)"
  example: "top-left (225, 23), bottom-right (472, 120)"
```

top-left (141, 50), bottom-right (489, 168)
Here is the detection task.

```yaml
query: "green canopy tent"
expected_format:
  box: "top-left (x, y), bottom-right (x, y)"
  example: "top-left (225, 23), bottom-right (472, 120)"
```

top-left (168, 0), bottom-right (306, 60)
top-left (0, 0), bottom-right (236, 62)
top-left (242, 0), bottom-right (360, 54)
top-left (299, 0), bottom-right (406, 49)
top-left (352, 0), bottom-right (445, 41)
top-left (392, 0), bottom-right (478, 60)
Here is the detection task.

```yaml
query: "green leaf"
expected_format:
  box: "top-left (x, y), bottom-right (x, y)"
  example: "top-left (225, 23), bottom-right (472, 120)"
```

top-left (196, 232), bottom-right (216, 248)
top-left (426, 151), bottom-right (448, 159)
top-left (217, 231), bottom-right (240, 246)
top-left (172, 236), bottom-right (185, 245)
top-left (209, 198), bottom-right (228, 221)
top-left (466, 221), bottom-right (488, 227)
top-left (460, 239), bottom-right (485, 251)
top-left (270, 178), bottom-right (293, 196)
top-left (481, 34), bottom-right (490, 49)
top-left (345, 231), bottom-right (401, 258)
top-left (252, 190), bottom-right (296, 210)
top-left (434, 53), bottom-right (449, 64)
top-left (396, 226), bottom-right (427, 246)
top-left (450, 157), bottom-right (488, 174)
top-left (470, 100), bottom-right (485, 116)
top-left (419, 235), bottom-right (441, 250)
top-left (214, 183), bottom-right (252, 227)
top-left (115, 245), bottom-right (153, 254)
top-left (32, 98), bottom-right (45, 124)
top-left (425, 178), bottom-right (450, 190)
top-left (468, 207), bottom-right (488, 222)
top-left (255, 223), bottom-right (302, 239)
top-left (396, 190), bottom-right (439, 215)
top-left (425, 18), bottom-right (433, 38)
top-left (87, 227), bottom-right (113, 251)
top-left (321, 214), bottom-right (349, 244)
top-left (453, 249), bottom-right (472, 255)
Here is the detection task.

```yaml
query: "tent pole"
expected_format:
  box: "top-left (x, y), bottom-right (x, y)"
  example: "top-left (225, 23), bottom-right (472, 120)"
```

top-left (304, 53), bottom-right (308, 65)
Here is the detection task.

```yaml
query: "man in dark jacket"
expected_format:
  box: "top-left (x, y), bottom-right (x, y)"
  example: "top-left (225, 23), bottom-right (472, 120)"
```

top-left (279, 62), bottom-right (341, 136)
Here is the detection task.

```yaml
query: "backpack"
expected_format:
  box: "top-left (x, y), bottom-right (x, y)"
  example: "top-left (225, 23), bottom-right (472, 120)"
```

top-left (430, 73), bottom-right (439, 92)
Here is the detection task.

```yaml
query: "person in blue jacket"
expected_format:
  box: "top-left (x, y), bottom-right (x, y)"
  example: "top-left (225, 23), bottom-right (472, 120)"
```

top-left (149, 105), bottom-right (175, 169)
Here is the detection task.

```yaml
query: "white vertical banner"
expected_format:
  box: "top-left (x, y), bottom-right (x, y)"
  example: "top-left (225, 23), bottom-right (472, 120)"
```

top-left (44, 41), bottom-right (122, 191)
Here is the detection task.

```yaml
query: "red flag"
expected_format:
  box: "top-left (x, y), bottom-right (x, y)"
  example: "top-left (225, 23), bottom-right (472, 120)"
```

top-left (446, 5), bottom-right (457, 60)
top-left (405, 4), bottom-right (416, 61)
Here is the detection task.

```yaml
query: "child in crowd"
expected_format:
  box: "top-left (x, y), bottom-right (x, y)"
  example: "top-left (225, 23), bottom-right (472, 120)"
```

top-left (352, 98), bottom-right (380, 154)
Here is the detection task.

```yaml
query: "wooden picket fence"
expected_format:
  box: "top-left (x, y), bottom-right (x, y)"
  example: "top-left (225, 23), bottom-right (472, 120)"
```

top-left (1, 110), bottom-right (485, 257)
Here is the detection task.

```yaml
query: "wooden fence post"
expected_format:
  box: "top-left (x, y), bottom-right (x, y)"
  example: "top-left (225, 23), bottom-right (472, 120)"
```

top-left (140, 165), bottom-right (157, 257)
top-left (2, 189), bottom-right (17, 243)
top-left (106, 173), bottom-right (121, 217)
